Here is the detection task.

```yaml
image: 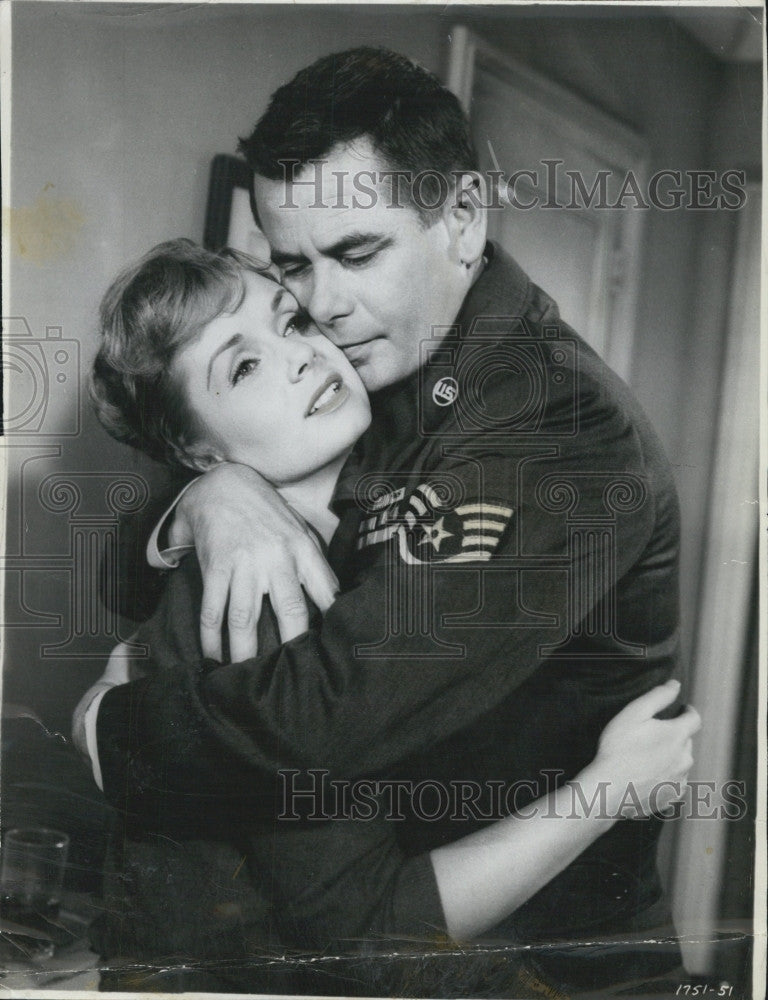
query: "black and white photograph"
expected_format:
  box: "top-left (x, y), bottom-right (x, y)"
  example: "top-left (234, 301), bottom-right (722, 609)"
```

top-left (1, 2), bottom-right (764, 998)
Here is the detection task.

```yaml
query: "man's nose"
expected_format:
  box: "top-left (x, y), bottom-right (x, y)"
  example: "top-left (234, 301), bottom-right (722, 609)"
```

top-left (308, 269), bottom-right (354, 331)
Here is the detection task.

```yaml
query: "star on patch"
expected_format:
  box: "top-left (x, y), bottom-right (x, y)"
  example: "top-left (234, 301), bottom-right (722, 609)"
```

top-left (418, 517), bottom-right (454, 552)
top-left (397, 486), bottom-right (514, 565)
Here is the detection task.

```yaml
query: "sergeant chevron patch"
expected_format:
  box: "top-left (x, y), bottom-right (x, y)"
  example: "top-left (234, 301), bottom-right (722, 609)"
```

top-left (357, 483), bottom-right (513, 565)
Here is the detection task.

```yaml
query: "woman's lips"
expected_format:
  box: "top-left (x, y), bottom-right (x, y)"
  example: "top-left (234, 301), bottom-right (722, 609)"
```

top-left (306, 375), bottom-right (349, 417)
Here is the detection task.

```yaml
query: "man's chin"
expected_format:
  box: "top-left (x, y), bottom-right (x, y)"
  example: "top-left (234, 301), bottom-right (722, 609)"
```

top-left (356, 352), bottom-right (418, 395)
top-left (359, 365), bottom-right (403, 394)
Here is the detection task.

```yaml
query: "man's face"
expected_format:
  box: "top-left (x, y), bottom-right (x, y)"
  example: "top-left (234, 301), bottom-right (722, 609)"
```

top-left (253, 140), bottom-right (470, 393)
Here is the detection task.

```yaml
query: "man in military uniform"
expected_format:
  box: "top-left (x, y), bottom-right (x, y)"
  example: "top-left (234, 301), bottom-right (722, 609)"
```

top-left (90, 48), bottom-right (684, 994)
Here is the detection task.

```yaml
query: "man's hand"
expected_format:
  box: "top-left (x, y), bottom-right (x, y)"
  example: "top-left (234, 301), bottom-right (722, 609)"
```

top-left (171, 463), bottom-right (339, 662)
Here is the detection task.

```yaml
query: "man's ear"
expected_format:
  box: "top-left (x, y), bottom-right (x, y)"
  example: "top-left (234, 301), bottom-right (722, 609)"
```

top-left (445, 171), bottom-right (488, 268)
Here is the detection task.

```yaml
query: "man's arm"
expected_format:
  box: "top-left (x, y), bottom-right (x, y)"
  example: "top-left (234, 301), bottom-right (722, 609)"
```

top-left (108, 461), bottom-right (339, 651)
top-left (97, 383), bottom-right (674, 812)
top-left (168, 464), bottom-right (340, 661)
top-left (267, 683), bottom-right (697, 947)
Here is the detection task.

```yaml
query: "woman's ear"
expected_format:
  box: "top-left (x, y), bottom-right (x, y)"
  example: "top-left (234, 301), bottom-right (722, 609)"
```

top-left (446, 171), bottom-right (488, 269)
top-left (177, 443), bottom-right (225, 474)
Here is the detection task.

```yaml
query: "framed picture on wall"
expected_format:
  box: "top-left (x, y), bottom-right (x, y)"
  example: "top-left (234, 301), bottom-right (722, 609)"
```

top-left (203, 153), bottom-right (270, 260)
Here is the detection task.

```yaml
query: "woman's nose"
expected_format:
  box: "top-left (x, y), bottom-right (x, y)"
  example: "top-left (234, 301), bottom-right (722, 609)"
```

top-left (286, 337), bottom-right (317, 382)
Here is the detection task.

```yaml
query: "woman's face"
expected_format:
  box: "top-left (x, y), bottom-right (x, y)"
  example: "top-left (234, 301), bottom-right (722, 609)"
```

top-left (174, 271), bottom-right (371, 485)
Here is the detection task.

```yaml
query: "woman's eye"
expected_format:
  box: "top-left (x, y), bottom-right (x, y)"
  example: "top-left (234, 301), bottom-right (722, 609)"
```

top-left (284, 310), bottom-right (312, 336)
top-left (231, 358), bottom-right (260, 385)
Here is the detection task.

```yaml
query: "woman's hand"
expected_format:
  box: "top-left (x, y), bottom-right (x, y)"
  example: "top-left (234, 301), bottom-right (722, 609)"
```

top-left (588, 679), bottom-right (701, 817)
top-left (171, 463), bottom-right (339, 662)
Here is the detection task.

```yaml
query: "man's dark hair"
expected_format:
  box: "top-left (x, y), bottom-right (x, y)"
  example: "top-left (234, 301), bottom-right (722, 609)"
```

top-left (238, 47), bottom-right (479, 221)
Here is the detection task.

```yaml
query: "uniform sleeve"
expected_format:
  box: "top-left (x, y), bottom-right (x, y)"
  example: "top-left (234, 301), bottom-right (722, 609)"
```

top-left (96, 367), bottom-right (671, 812)
top-left (254, 820), bottom-right (446, 949)
top-left (105, 473), bottom-right (191, 622)
top-left (105, 556), bottom-right (449, 943)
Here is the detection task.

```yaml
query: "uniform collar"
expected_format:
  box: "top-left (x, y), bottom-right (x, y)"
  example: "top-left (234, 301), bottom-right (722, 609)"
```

top-left (455, 240), bottom-right (531, 331)
top-left (405, 242), bottom-right (536, 436)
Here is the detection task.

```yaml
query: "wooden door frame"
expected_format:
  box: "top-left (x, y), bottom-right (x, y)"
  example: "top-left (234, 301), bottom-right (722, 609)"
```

top-left (669, 182), bottom-right (762, 974)
top-left (446, 24), bottom-right (649, 380)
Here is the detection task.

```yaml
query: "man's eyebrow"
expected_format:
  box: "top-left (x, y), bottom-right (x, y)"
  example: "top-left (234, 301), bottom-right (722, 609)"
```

top-left (271, 248), bottom-right (307, 266)
top-left (206, 332), bottom-right (242, 389)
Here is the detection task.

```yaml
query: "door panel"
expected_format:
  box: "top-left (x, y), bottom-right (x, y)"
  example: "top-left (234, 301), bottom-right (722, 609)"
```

top-left (449, 27), bottom-right (647, 377)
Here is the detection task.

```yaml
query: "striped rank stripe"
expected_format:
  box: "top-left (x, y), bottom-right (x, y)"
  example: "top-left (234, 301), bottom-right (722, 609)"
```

top-left (454, 504), bottom-right (514, 559)
top-left (357, 484), bottom-right (514, 563)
